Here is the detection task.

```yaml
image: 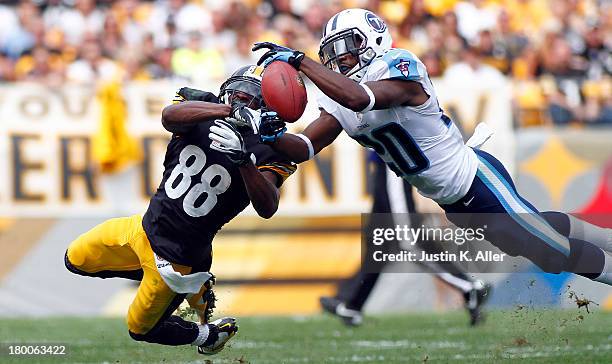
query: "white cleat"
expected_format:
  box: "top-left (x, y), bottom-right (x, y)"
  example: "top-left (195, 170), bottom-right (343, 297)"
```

top-left (320, 296), bottom-right (363, 326)
top-left (197, 317), bottom-right (238, 355)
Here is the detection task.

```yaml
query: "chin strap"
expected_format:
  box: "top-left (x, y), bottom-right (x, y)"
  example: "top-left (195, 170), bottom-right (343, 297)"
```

top-left (347, 47), bottom-right (377, 81)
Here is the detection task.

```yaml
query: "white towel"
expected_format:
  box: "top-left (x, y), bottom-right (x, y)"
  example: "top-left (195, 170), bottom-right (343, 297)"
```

top-left (154, 254), bottom-right (212, 294)
top-left (466, 122), bottom-right (494, 150)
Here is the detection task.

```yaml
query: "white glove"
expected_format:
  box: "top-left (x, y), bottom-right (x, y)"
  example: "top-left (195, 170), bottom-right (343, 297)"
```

top-left (209, 120), bottom-right (252, 165)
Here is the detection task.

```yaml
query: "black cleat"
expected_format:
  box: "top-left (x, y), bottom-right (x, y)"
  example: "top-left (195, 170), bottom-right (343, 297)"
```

top-left (201, 276), bottom-right (217, 324)
top-left (464, 281), bottom-right (492, 326)
top-left (186, 273), bottom-right (217, 324)
top-left (319, 296), bottom-right (363, 327)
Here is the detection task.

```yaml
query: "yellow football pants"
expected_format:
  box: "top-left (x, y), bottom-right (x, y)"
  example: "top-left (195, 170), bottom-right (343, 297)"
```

top-left (66, 214), bottom-right (195, 335)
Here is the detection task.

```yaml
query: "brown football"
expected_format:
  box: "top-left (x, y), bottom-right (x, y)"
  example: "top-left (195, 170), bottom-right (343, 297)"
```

top-left (261, 61), bottom-right (308, 123)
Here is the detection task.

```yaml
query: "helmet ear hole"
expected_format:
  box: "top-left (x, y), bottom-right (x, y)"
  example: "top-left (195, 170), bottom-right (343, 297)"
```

top-left (376, 37), bottom-right (382, 46)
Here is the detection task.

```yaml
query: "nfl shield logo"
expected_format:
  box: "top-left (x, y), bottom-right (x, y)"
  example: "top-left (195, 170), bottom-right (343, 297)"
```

top-left (395, 60), bottom-right (411, 78)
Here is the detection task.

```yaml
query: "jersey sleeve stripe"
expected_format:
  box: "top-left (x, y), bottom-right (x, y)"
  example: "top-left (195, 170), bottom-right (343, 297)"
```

top-left (257, 163), bottom-right (297, 181)
top-left (172, 93), bottom-right (186, 104)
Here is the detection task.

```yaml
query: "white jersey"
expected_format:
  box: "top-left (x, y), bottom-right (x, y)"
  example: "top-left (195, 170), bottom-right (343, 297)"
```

top-left (317, 48), bottom-right (478, 204)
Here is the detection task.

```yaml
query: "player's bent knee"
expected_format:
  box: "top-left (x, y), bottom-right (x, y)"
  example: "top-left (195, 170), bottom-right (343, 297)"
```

top-left (65, 249), bottom-right (144, 280)
top-left (64, 250), bottom-right (91, 276)
top-left (65, 236), bottom-right (97, 273)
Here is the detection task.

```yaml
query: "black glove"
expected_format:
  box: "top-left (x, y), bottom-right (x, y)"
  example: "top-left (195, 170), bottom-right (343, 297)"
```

top-left (226, 99), bottom-right (260, 132)
top-left (252, 42), bottom-right (305, 70)
top-left (259, 111), bottom-right (287, 143)
top-left (209, 120), bottom-right (252, 165)
top-left (174, 87), bottom-right (218, 103)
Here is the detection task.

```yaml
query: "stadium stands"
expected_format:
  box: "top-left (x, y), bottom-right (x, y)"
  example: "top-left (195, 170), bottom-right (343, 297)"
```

top-left (0, 0), bottom-right (609, 126)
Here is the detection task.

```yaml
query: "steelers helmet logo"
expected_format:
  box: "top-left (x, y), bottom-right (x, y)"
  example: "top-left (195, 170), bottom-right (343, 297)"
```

top-left (365, 12), bottom-right (386, 33)
top-left (246, 65), bottom-right (264, 80)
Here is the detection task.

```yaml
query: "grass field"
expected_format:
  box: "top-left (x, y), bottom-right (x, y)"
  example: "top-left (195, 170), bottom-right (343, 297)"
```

top-left (0, 309), bottom-right (610, 364)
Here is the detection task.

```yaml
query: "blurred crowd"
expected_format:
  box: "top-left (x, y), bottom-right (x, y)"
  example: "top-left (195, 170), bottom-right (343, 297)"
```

top-left (0, 0), bottom-right (610, 126)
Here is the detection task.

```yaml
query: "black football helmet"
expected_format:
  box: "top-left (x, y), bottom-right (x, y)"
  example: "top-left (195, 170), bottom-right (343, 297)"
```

top-left (219, 65), bottom-right (265, 112)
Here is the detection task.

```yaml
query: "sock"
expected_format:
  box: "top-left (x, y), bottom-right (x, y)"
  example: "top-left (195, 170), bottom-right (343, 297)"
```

top-left (436, 273), bottom-right (475, 293)
top-left (191, 324), bottom-right (210, 346)
top-left (568, 214), bottom-right (612, 251)
top-left (594, 252), bottom-right (612, 286)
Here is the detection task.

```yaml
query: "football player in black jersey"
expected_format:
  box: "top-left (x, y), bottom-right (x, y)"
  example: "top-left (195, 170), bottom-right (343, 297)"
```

top-left (65, 65), bottom-right (296, 355)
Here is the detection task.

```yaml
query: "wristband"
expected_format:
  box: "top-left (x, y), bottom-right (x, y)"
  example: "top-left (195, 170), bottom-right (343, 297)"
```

top-left (295, 134), bottom-right (315, 160)
top-left (359, 84), bottom-right (376, 113)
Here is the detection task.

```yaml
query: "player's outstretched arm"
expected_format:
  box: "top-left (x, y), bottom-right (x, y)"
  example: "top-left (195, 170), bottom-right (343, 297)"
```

top-left (298, 57), bottom-right (428, 111)
top-left (161, 101), bottom-right (232, 134)
top-left (264, 110), bottom-right (343, 163)
top-left (252, 42), bottom-right (428, 111)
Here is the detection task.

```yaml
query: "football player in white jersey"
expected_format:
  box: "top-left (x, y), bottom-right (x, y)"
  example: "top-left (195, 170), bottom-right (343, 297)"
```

top-left (252, 8), bottom-right (612, 286)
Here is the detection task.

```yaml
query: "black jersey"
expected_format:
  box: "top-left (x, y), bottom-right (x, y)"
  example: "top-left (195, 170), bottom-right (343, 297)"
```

top-left (142, 101), bottom-right (295, 267)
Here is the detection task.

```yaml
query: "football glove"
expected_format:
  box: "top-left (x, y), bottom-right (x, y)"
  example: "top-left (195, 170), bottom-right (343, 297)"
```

top-left (225, 100), bottom-right (260, 133)
top-left (252, 42), bottom-right (305, 69)
top-left (209, 120), bottom-right (252, 166)
top-left (173, 87), bottom-right (217, 104)
top-left (259, 111), bottom-right (287, 143)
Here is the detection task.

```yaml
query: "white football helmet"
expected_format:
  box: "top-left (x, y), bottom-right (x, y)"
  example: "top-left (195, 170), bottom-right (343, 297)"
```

top-left (319, 9), bottom-right (392, 82)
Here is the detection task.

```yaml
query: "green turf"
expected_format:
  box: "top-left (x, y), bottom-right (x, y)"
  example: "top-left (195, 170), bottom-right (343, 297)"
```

top-left (0, 309), bottom-right (610, 363)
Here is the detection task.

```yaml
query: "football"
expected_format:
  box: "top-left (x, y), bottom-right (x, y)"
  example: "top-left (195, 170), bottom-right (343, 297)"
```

top-left (261, 61), bottom-right (308, 123)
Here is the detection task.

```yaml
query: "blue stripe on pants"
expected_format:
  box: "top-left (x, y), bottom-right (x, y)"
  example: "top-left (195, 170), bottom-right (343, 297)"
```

top-left (441, 150), bottom-right (570, 271)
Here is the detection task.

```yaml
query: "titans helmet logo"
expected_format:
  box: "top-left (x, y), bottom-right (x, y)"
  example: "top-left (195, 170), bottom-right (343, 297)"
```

top-left (365, 12), bottom-right (387, 33)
